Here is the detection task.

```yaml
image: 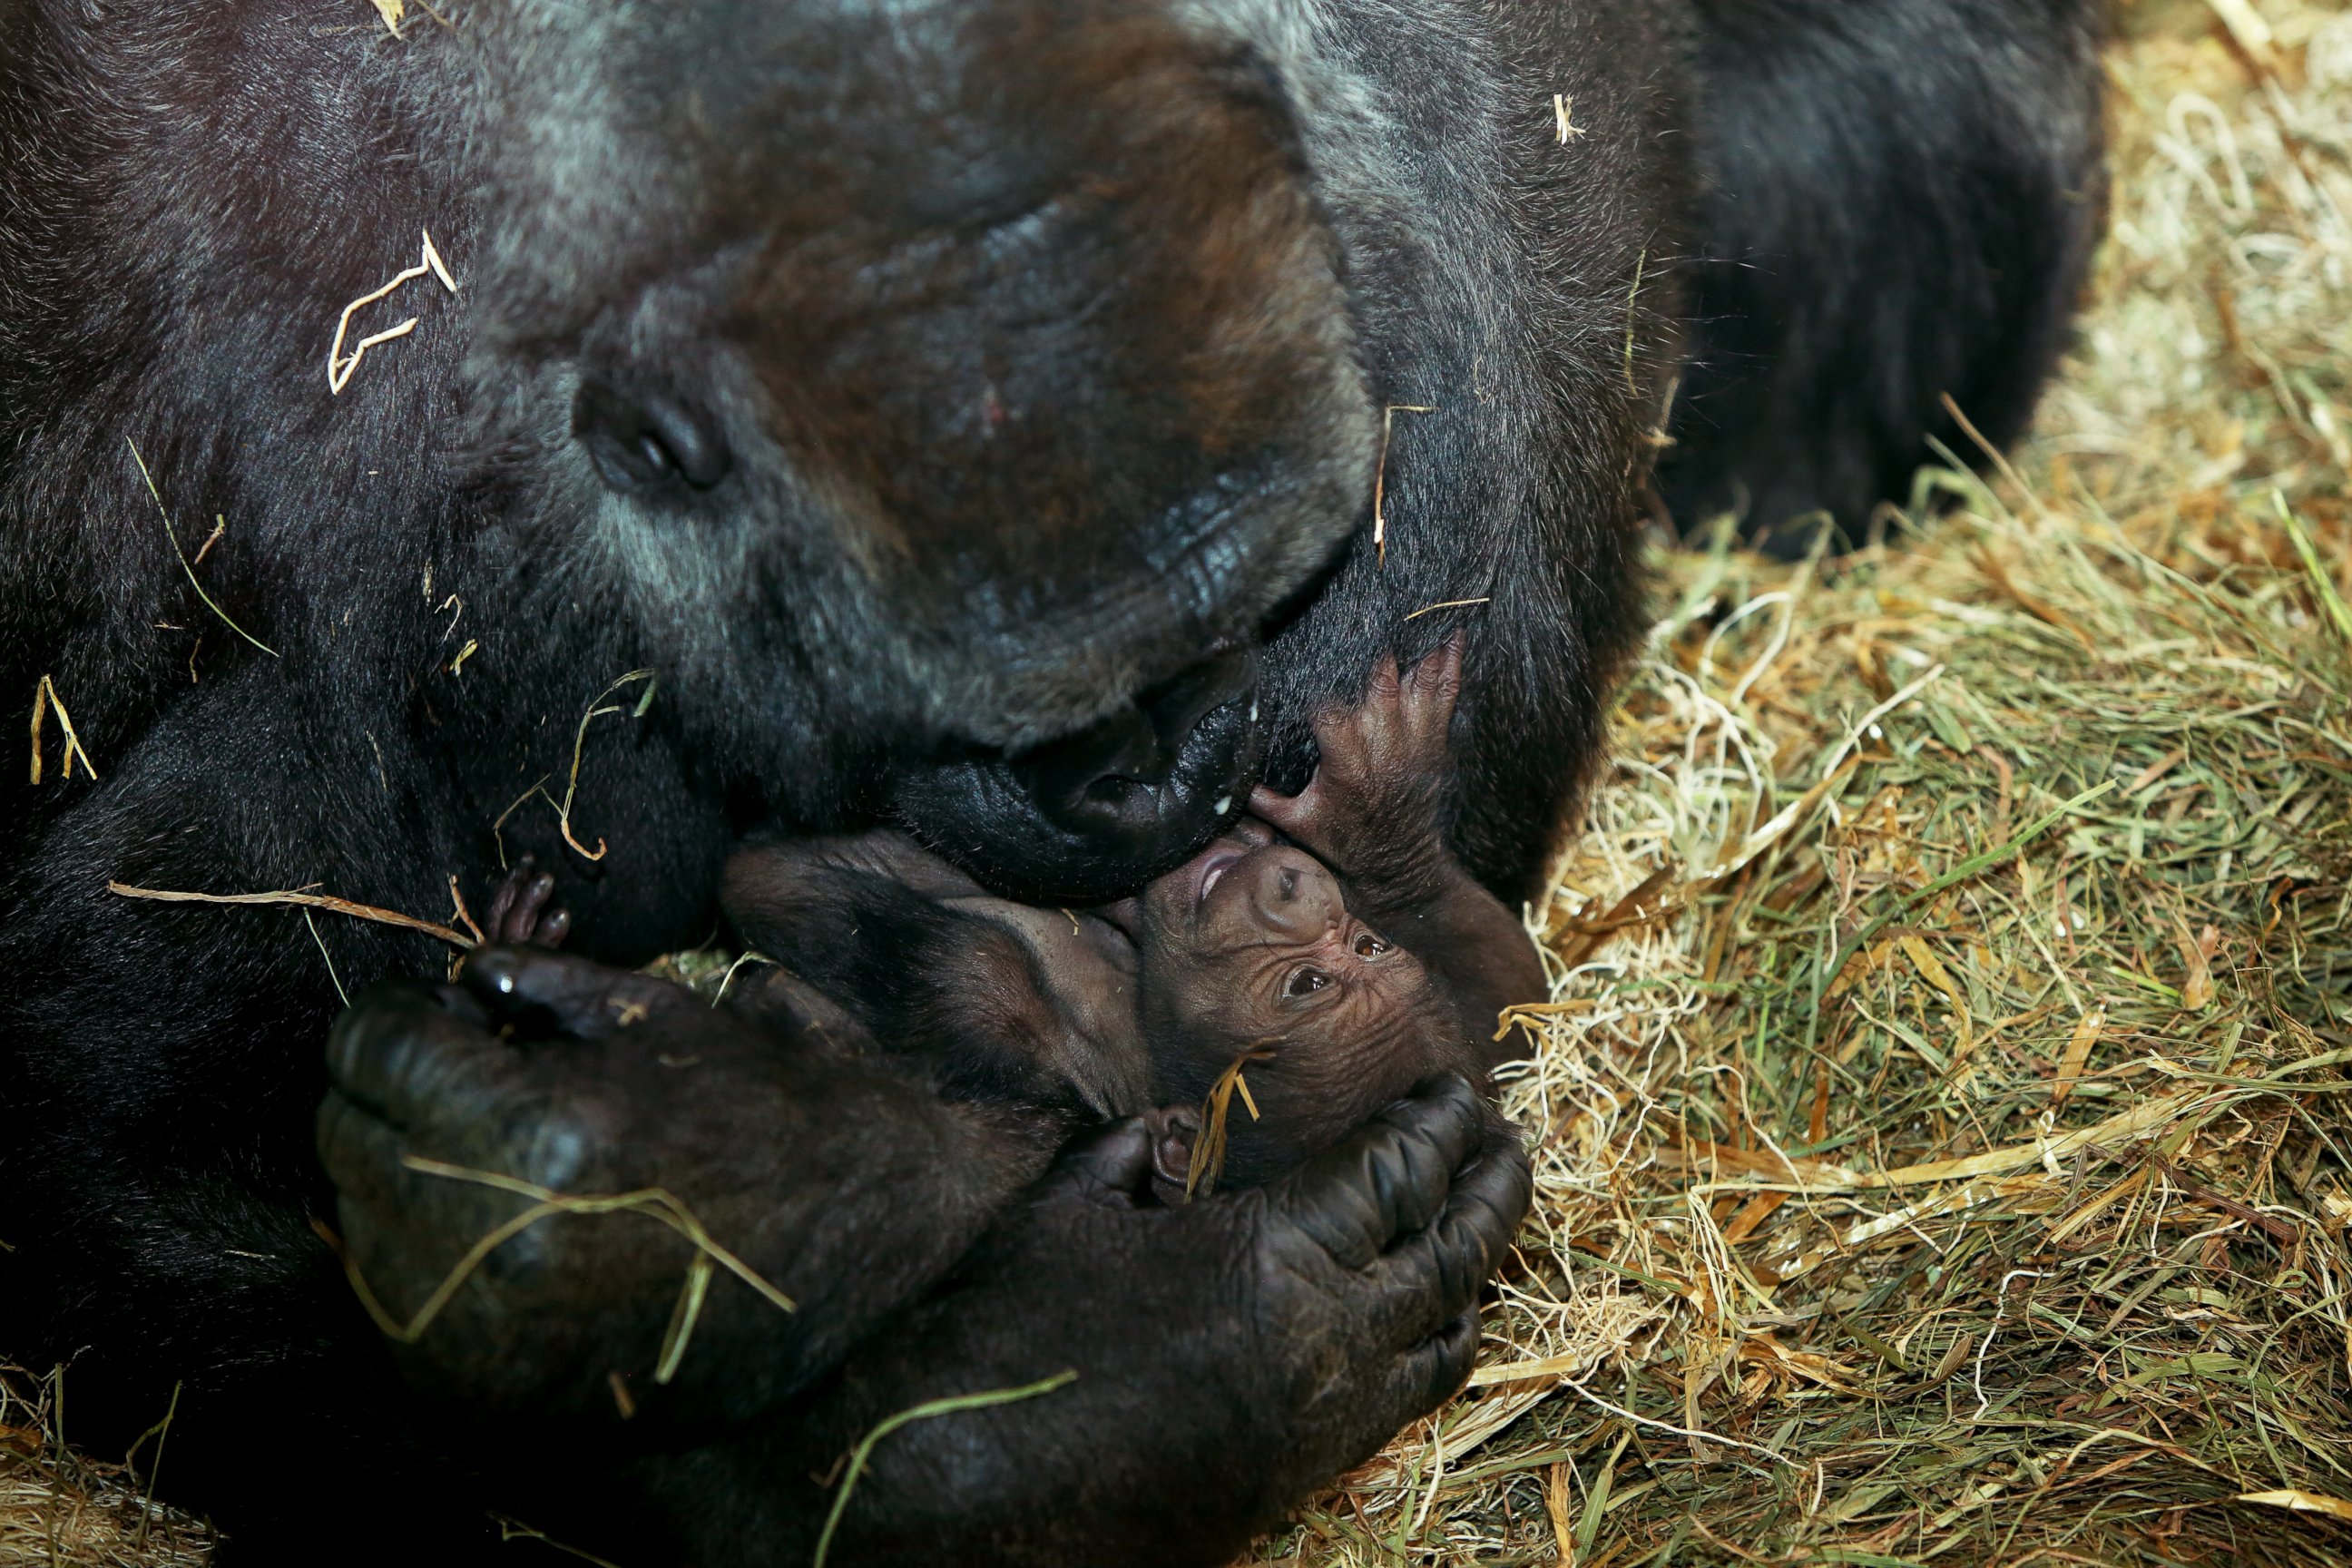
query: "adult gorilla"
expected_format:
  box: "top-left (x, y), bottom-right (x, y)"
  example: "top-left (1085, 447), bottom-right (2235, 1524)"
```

top-left (0, 0), bottom-right (2102, 1563)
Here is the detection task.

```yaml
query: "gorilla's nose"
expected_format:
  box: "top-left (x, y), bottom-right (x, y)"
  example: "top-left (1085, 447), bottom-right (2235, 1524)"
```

top-left (892, 647), bottom-right (1265, 903)
top-left (1245, 848), bottom-right (1343, 937)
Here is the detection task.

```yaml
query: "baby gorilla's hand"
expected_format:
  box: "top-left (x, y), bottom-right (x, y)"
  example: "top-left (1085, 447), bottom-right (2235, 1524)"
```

top-left (1250, 635), bottom-right (1461, 883)
top-left (478, 853), bottom-right (572, 947)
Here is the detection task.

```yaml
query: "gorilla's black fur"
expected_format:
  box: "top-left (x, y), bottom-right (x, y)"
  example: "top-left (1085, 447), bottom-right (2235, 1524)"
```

top-left (0, 0), bottom-right (2102, 1562)
top-left (1661, 0), bottom-right (2108, 554)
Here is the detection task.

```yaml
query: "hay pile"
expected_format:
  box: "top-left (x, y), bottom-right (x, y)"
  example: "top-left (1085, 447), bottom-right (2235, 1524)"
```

top-left (1278, 4), bottom-right (2352, 1562)
top-left (7, 3), bottom-right (2350, 1563)
top-left (0, 1372), bottom-right (206, 1568)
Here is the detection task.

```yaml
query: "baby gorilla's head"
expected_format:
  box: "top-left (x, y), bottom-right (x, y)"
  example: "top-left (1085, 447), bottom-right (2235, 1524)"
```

top-left (1122, 819), bottom-right (1485, 1190)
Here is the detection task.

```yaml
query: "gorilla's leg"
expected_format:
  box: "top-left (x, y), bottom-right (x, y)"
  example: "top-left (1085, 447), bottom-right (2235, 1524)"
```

top-left (1659, 0), bottom-right (2107, 555)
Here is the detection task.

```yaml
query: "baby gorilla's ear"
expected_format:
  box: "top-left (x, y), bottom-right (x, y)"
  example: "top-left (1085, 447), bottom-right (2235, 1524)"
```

top-left (1145, 1105), bottom-right (1201, 1206)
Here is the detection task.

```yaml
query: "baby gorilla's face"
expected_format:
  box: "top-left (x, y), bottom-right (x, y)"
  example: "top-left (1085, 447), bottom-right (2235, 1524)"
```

top-left (1124, 820), bottom-right (1467, 1185)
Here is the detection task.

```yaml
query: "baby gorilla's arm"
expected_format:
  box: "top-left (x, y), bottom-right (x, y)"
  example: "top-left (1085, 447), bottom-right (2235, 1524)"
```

top-left (722, 833), bottom-right (1151, 1121)
top-left (1251, 639), bottom-right (1546, 1064)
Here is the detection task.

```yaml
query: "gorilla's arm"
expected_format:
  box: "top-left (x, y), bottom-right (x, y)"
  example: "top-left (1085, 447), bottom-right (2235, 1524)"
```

top-left (1252, 640), bottom-right (1547, 1063)
top-left (639, 1093), bottom-right (1522, 1566)
top-left (322, 950), bottom-right (1528, 1566)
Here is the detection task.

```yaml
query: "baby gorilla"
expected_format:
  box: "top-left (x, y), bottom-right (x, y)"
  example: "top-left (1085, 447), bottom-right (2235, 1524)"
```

top-left (717, 639), bottom-right (1546, 1191)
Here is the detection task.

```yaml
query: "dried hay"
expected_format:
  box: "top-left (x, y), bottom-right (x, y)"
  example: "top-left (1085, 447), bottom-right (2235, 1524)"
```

top-left (8, 4), bottom-right (2352, 1563)
top-left (0, 1371), bottom-right (206, 1568)
top-left (1269, 5), bottom-right (2352, 1562)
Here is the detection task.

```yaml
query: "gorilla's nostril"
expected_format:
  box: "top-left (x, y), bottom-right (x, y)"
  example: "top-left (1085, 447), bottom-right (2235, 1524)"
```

top-left (1278, 866), bottom-right (1299, 899)
top-left (573, 375), bottom-right (733, 494)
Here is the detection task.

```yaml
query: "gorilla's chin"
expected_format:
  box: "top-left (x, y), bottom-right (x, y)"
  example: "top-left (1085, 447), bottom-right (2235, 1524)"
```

top-left (893, 646), bottom-right (1266, 903)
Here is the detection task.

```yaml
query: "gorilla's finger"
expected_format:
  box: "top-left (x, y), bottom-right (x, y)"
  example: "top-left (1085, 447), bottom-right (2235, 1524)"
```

top-left (460, 946), bottom-right (691, 1037)
top-left (327, 984), bottom-right (522, 1130)
top-left (316, 1088), bottom-right (488, 1227)
top-left (1312, 1307), bottom-right (1481, 1474)
top-left (1364, 1129), bottom-right (1531, 1332)
top-left (316, 1088), bottom-right (410, 1211)
top-left (534, 906), bottom-right (572, 946)
top-left (1272, 1075), bottom-right (1484, 1269)
top-left (1401, 1308), bottom-right (1482, 1413)
top-left (1037, 1117), bottom-right (1157, 1209)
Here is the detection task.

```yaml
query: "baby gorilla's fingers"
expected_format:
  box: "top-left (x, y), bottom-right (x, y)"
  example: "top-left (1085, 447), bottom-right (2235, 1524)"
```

top-left (479, 854), bottom-right (572, 948)
top-left (482, 856), bottom-right (544, 946)
top-left (458, 946), bottom-right (691, 1041)
top-left (1316, 637), bottom-right (1458, 773)
top-left (1269, 1075), bottom-right (1486, 1270)
top-left (1400, 634), bottom-right (1465, 719)
top-left (1248, 779), bottom-right (1323, 837)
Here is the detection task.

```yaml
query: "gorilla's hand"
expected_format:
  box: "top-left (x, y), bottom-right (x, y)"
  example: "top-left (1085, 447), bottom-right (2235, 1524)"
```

top-left (327, 959), bottom-right (1527, 1564)
top-left (1250, 635), bottom-right (1461, 895)
top-left (659, 1076), bottom-right (1531, 1567)
top-left (318, 947), bottom-right (1026, 1429)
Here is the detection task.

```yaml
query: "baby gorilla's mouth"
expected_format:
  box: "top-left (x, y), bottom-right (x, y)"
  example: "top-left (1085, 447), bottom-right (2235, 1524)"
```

top-left (1194, 848), bottom-right (1246, 909)
top-left (1175, 817), bottom-right (1283, 917)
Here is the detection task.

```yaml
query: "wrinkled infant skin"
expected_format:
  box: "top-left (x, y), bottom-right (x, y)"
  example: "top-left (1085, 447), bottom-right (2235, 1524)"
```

top-left (0, 0), bottom-right (2103, 1560)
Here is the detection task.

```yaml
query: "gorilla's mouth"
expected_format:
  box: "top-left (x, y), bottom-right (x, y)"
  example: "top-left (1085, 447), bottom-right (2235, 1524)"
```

top-left (1013, 647), bottom-right (1259, 823)
top-left (893, 645), bottom-right (1268, 903)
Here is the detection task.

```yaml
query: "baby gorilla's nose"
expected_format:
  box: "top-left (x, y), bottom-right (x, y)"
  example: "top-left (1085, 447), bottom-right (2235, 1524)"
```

top-left (1247, 848), bottom-right (1344, 937)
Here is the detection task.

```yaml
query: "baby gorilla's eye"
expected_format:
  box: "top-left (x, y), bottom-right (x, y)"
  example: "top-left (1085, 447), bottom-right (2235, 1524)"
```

top-left (1284, 967), bottom-right (1331, 998)
top-left (1353, 932), bottom-right (1388, 958)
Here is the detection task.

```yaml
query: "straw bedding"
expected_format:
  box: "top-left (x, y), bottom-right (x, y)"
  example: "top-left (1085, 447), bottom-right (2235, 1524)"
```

top-left (1271, 5), bottom-right (2352, 1560)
